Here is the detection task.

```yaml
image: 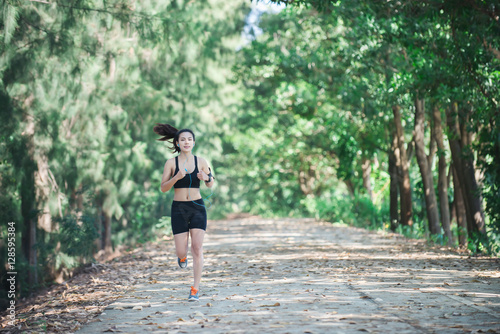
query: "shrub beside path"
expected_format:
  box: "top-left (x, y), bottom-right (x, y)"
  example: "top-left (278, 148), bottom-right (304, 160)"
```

top-left (4, 218), bottom-right (499, 333)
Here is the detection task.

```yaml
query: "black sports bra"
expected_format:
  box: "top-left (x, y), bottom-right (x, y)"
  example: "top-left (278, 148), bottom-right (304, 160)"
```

top-left (173, 156), bottom-right (200, 189)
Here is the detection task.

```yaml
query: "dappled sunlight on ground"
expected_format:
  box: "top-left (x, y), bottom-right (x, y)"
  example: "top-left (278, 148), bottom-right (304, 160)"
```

top-left (4, 217), bottom-right (499, 333)
top-left (76, 217), bottom-right (499, 333)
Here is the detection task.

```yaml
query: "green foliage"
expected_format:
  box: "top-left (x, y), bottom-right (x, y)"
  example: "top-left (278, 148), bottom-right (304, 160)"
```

top-left (316, 194), bottom-right (389, 231)
top-left (155, 216), bottom-right (172, 237)
top-left (0, 0), bottom-right (251, 299)
top-left (57, 214), bottom-right (99, 259)
top-left (478, 129), bottom-right (500, 247)
top-left (1, 0), bottom-right (499, 305)
top-left (234, 0), bottom-right (500, 254)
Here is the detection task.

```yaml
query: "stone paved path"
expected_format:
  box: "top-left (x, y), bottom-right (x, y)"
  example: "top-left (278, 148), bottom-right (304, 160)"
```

top-left (77, 218), bottom-right (500, 334)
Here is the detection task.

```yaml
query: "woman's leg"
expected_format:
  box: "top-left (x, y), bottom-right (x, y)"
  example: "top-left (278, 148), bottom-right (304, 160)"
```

top-left (190, 228), bottom-right (205, 290)
top-left (171, 201), bottom-right (189, 261)
top-left (174, 232), bottom-right (189, 260)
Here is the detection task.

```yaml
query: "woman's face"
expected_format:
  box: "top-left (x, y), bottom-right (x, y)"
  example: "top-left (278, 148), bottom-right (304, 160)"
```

top-left (177, 132), bottom-right (195, 152)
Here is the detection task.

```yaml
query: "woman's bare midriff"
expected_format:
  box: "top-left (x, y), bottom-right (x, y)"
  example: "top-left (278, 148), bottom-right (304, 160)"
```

top-left (173, 188), bottom-right (202, 201)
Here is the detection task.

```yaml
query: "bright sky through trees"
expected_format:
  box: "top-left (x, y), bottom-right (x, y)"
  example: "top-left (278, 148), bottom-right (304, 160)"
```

top-left (242, 0), bottom-right (285, 42)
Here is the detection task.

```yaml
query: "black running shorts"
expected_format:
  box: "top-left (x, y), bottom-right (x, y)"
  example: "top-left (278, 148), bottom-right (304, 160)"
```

top-left (171, 199), bottom-right (207, 235)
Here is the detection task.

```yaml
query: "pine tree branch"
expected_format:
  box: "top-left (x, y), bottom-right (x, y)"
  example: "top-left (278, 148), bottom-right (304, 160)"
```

top-left (27, 0), bottom-right (183, 25)
top-left (27, 0), bottom-right (158, 20)
top-left (16, 40), bottom-right (39, 51)
top-left (53, 1), bottom-right (161, 20)
top-left (20, 16), bottom-right (54, 37)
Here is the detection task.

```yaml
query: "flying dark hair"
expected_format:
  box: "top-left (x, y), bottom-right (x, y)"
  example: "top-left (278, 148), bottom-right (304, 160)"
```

top-left (153, 123), bottom-right (195, 153)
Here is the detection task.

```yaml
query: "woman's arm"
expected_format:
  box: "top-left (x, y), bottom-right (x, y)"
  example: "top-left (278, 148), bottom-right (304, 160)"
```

top-left (197, 157), bottom-right (215, 188)
top-left (160, 159), bottom-right (181, 193)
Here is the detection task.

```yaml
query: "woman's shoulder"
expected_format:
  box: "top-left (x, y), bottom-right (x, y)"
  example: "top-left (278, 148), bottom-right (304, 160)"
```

top-left (196, 156), bottom-right (208, 165)
top-left (165, 156), bottom-right (177, 166)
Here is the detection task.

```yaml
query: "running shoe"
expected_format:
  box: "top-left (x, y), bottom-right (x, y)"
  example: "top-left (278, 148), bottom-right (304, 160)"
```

top-left (178, 256), bottom-right (188, 268)
top-left (188, 286), bottom-right (199, 302)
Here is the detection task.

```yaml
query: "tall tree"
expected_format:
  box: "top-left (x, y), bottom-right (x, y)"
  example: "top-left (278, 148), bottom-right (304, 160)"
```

top-left (414, 97), bottom-right (440, 235)
top-left (392, 105), bottom-right (413, 227)
top-left (432, 105), bottom-right (452, 244)
top-left (446, 104), bottom-right (487, 240)
top-left (0, 0), bottom-right (250, 296)
top-left (267, 0), bottom-right (499, 251)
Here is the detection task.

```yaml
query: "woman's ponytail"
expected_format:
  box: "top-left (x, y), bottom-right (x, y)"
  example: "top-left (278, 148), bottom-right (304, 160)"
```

top-left (154, 123), bottom-right (179, 152)
top-left (154, 123), bottom-right (196, 154)
top-left (153, 123), bottom-right (178, 140)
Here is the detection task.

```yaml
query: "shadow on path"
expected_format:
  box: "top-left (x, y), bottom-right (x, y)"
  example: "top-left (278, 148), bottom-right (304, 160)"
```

top-left (57, 218), bottom-right (500, 333)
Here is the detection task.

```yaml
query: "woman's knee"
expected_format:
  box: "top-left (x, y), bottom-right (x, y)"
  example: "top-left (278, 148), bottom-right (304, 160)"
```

top-left (191, 243), bottom-right (203, 257)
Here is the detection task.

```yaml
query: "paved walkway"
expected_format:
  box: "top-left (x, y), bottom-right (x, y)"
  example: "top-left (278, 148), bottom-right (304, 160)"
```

top-left (77, 218), bottom-right (500, 333)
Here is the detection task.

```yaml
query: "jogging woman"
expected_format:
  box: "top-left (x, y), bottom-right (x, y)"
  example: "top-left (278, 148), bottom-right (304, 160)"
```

top-left (154, 123), bottom-right (215, 302)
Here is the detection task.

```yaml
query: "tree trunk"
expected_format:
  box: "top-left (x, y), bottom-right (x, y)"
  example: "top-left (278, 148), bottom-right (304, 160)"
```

top-left (35, 154), bottom-right (53, 233)
top-left (95, 205), bottom-right (103, 251)
top-left (414, 98), bottom-right (440, 235)
top-left (389, 127), bottom-right (399, 231)
top-left (459, 108), bottom-right (486, 236)
top-left (344, 179), bottom-right (355, 197)
top-left (103, 211), bottom-right (113, 255)
top-left (361, 157), bottom-right (373, 203)
top-left (392, 105), bottom-right (413, 226)
top-left (298, 154), bottom-right (319, 197)
top-left (432, 106), bottom-right (452, 244)
top-left (21, 173), bottom-right (37, 289)
top-left (428, 117), bottom-right (437, 168)
top-left (446, 103), bottom-right (487, 239)
top-left (451, 163), bottom-right (468, 246)
top-left (21, 113), bottom-right (38, 288)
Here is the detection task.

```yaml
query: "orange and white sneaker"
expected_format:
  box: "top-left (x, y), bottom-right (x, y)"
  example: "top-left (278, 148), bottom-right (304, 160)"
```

top-left (178, 257), bottom-right (188, 269)
top-left (188, 286), bottom-right (199, 301)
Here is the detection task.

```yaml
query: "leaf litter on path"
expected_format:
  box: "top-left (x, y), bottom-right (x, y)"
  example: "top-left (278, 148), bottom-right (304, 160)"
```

top-left (3, 217), bottom-right (500, 333)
